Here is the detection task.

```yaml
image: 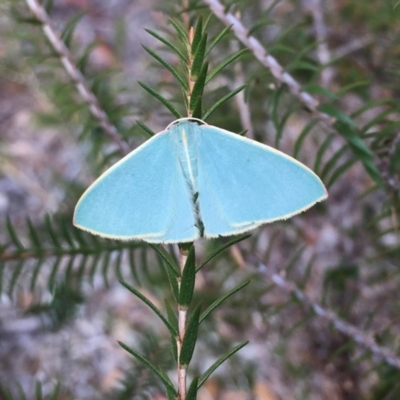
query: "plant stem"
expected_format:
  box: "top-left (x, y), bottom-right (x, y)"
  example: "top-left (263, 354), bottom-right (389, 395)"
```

top-left (186, 27), bottom-right (195, 118)
top-left (177, 248), bottom-right (189, 399)
top-left (24, 0), bottom-right (129, 155)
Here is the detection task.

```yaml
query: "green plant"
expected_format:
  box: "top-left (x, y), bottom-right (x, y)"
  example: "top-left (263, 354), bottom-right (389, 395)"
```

top-left (1, 0), bottom-right (400, 399)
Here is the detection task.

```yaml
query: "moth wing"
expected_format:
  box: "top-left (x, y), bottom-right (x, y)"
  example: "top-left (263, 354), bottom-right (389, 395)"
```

top-left (196, 125), bottom-right (327, 237)
top-left (74, 131), bottom-right (198, 243)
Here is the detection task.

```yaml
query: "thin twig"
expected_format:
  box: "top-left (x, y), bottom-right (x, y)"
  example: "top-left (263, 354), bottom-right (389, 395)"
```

top-left (24, 0), bottom-right (130, 155)
top-left (203, 0), bottom-right (335, 127)
top-left (231, 12), bottom-right (254, 139)
top-left (187, 27), bottom-right (195, 118)
top-left (177, 249), bottom-right (188, 399)
top-left (307, 0), bottom-right (334, 87)
top-left (255, 260), bottom-right (400, 370)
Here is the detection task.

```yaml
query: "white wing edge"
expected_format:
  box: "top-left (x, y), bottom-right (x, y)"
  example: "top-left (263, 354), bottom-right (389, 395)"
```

top-left (72, 221), bottom-right (199, 243)
top-left (203, 192), bottom-right (328, 239)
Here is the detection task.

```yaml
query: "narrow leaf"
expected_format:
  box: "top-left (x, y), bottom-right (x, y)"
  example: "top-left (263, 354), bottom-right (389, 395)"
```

top-left (77, 42), bottom-right (97, 73)
top-left (206, 49), bottom-right (248, 84)
top-left (61, 11), bottom-right (86, 48)
top-left (169, 18), bottom-right (188, 43)
top-left (197, 234), bottom-right (251, 272)
top-left (45, 215), bottom-right (61, 248)
top-left (327, 158), bottom-right (358, 188)
top-left (142, 45), bottom-right (188, 90)
top-left (145, 29), bottom-right (188, 62)
top-left (293, 120), bottom-right (318, 158)
top-left (205, 25), bottom-right (232, 57)
top-left (200, 280), bottom-right (251, 323)
top-left (27, 218), bottom-right (42, 250)
top-left (190, 62), bottom-right (209, 118)
top-left (120, 280), bottom-right (178, 336)
top-left (50, 382), bottom-right (61, 400)
top-left (9, 260), bottom-right (24, 296)
top-left (198, 342), bottom-right (248, 388)
top-left (318, 103), bottom-right (357, 128)
top-left (138, 82), bottom-right (182, 119)
top-left (180, 304), bottom-right (202, 366)
top-left (165, 300), bottom-right (178, 361)
top-left (164, 260), bottom-right (179, 302)
top-left (203, 85), bottom-right (246, 120)
top-left (149, 245), bottom-right (180, 277)
top-left (118, 341), bottom-right (177, 395)
top-left (314, 134), bottom-right (334, 173)
top-left (30, 259), bottom-right (43, 292)
top-left (191, 17), bottom-right (203, 55)
top-left (0, 261), bottom-right (4, 295)
top-left (35, 381), bottom-right (42, 400)
top-left (320, 146), bottom-right (347, 181)
top-left (6, 216), bottom-right (24, 250)
top-left (191, 33), bottom-right (208, 78)
top-left (179, 246), bottom-right (196, 308)
top-left (187, 377), bottom-right (199, 400)
top-left (135, 120), bottom-right (156, 137)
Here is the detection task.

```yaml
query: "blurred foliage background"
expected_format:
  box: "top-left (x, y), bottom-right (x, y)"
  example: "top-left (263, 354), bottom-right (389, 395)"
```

top-left (0, 0), bottom-right (400, 399)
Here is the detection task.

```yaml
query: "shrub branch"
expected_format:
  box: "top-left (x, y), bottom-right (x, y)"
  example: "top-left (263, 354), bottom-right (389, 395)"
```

top-left (24, 0), bottom-right (130, 155)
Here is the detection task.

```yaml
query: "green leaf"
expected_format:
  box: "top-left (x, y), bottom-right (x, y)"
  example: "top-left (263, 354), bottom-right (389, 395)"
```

top-left (169, 18), bottom-right (188, 43)
top-left (202, 85), bottom-right (246, 120)
top-left (61, 11), bottom-right (86, 49)
top-left (0, 261), bottom-right (4, 295)
top-left (198, 342), bottom-right (248, 388)
top-left (248, 17), bottom-right (275, 36)
top-left (17, 383), bottom-right (27, 400)
top-left (6, 216), bottom-right (24, 250)
top-left (138, 81), bottom-right (182, 119)
top-left (318, 103), bottom-right (357, 128)
top-left (180, 304), bottom-right (202, 366)
top-left (200, 280), bottom-right (250, 323)
top-left (50, 382), bottom-right (61, 400)
top-left (118, 341), bottom-right (177, 395)
top-left (293, 120), bottom-right (318, 158)
top-left (314, 134), bottom-right (334, 173)
top-left (30, 259), bottom-right (43, 292)
top-left (44, 0), bottom-right (55, 13)
top-left (165, 300), bottom-right (178, 361)
top-left (333, 121), bottom-right (383, 186)
top-left (164, 259), bottom-right (179, 302)
top-left (197, 234), bottom-right (251, 272)
top-left (45, 215), bottom-right (61, 248)
top-left (191, 33), bottom-right (208, 78)
top-left (166, 388), bottom-right (176, 400)
top-left (27, 217), bottom-right (42, 250)
top-left (320, 146), bottom-right (347, 181)
top-left (205, 25), bottom-right (232, 57)
top-left (179, 246), bottom-right (196, 308)
top-left (142, 45), bottom-right (188, 91)
top-left (206, 49), bottom-right (248, 84)
top-left (186, 377), bottom-right (199, 400)
top-left (190, 62), bottom-right (209, 118)
top-left (303, 83), bottom-right (338, 101)
top-left (191, 17), bottom-right (203, 55)
top-left (35, 381), bottom-right (42, 400)
top-left (77, 42), bottom-right (97, 73)
top-left (145, 29), bottom-right (188, 62)
top-left (136, 120), bottom-right (156, 137)
top-left (9, 260), bottom-right (24, 296)
top-left (149, 245), bottom-right (180, 277)
top-left (120, 280), bottom-right (178, 336)
top-left (326, 158), bottom-right (358, 188)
